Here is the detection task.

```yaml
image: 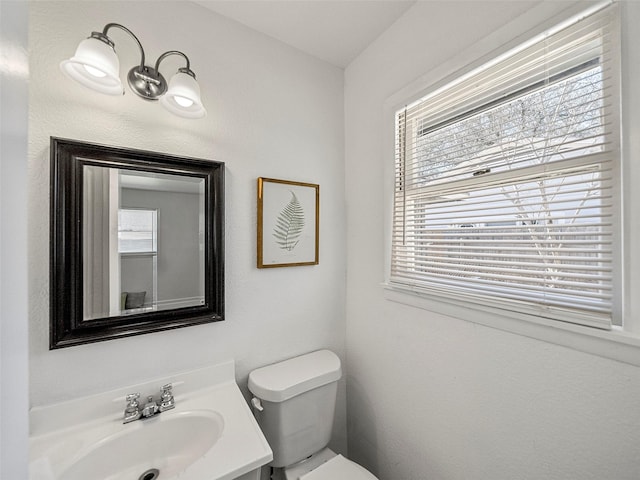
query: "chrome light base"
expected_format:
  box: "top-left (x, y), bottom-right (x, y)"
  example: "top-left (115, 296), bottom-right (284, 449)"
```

top-left (127, 66), bottom-right (167, 101)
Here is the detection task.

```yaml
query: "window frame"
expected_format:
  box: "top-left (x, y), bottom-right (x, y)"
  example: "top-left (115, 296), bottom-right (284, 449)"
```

top-left (118, 207), bottom-right (159, 255)
top-left (382, 0), bottom-right (640, 366)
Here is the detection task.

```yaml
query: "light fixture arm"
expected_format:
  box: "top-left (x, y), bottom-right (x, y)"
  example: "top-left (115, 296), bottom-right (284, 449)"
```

top-left (154, 51), bottom-right (196, 79)
top-left (93, 23), bottom-right (167, 99)
top-left (101, 23), bottom-right (147, 69)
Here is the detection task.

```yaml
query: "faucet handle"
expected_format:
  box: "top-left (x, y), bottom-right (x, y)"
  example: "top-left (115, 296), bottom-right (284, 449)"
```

top-left (159, 383), bottom-right (175, 412)
top-left (160, 384), bottom-right (173, 398)
top-left (125, 392), bottom-right (140, 409)
top-left (123, 393), bottom-right (141, 424)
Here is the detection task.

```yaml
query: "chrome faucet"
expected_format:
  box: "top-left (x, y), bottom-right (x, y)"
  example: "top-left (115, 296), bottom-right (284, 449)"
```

top-left (142, 396), bottom-right (159, 418)
top-left (123, 383), bottom-right (175, 424)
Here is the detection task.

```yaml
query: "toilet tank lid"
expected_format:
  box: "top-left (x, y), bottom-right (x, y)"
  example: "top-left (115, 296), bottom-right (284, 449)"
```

top-left (248, 350), bottom-right (342, 403)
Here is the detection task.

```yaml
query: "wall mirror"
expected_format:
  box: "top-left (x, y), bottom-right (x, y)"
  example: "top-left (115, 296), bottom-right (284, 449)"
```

top-left (50, 137), bottom-right (224, 349)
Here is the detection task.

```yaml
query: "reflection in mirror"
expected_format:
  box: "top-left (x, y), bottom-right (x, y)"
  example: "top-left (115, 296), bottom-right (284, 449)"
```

top-left (82, 167), bottom-right (206, 320)
top-left (50, 137), bottom-right (224, 349)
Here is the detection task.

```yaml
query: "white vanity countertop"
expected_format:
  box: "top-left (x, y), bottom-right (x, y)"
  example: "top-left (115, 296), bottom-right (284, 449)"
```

top-left (29, 361), bottom-right (273, 480)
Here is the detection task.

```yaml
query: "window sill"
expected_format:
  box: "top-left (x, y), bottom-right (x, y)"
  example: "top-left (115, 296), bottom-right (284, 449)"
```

top-left (383, 283), bottom-right (640, 367)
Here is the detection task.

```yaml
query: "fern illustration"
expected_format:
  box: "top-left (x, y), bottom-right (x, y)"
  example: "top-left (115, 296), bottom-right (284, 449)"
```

top-left (273, 191), bottom-right (305, 251)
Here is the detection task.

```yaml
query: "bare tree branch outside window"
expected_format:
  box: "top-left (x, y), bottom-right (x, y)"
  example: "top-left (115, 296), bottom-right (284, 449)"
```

top-left (404, 64), bottom-right (609, 300)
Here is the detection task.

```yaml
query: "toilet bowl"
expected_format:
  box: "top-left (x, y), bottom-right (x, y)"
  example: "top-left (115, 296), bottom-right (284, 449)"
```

top-left (248, 350), bottom-right (378, 480)
top-left (284, 448), bottom-right (377, 480)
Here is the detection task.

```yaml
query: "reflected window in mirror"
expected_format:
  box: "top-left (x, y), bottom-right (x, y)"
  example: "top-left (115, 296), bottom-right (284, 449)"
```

top-left (118, 208), bottom-right (157, 254)
top-left (118, 208), bottom-right (157, 316)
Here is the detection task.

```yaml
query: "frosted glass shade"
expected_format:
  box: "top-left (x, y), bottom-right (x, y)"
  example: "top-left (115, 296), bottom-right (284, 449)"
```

top-left (160, 71), bottom-right (207, 119)
top-left (60, 37), bottom-right (123, 95)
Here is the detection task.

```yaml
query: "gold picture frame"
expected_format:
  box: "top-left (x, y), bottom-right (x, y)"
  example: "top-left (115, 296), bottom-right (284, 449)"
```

top-left (257, 177), bottom-right (319, 268)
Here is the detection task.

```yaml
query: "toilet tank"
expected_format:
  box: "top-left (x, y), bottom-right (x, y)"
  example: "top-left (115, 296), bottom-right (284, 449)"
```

top-left (248, 350), bottom-right (342, 468)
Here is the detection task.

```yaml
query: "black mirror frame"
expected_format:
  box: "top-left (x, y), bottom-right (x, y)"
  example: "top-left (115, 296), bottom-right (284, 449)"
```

top-left (50, 137), bottom-right (224, 349)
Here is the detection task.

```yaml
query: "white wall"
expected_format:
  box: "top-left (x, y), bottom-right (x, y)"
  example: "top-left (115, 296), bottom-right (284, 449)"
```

top-left (345, 1), bottom-right (640, 479)
top-left (0, 1), bottom-right (29, 476)
top-left (28, 0), bottom-right (347, 453)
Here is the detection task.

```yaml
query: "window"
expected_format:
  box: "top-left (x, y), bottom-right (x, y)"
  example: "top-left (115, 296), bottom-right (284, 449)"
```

top-left (391, 4), bottom-right (620, 329)
top-left (118, 208), bottom-right (158, 312)
top-left (118, 208), bottom-right (158, 254)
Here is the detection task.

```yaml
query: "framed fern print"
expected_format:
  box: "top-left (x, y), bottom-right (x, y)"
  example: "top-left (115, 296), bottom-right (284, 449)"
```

top-left (257, 177), bottom-right (319, 268)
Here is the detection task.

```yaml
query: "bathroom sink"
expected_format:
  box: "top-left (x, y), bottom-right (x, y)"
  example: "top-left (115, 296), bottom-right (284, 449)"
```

top-left (29, 361), bottom-right (272, 480)
top-left (59, 411), bottom-right (224, 480)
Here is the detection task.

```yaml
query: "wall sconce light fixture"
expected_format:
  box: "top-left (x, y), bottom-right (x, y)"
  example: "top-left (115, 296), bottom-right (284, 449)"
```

top-left (60, 23), bottom-right (207, 119)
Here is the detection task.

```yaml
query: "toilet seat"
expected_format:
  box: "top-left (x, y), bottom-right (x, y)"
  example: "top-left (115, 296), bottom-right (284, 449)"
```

top-left (299, 454), bottom-right (377, 480)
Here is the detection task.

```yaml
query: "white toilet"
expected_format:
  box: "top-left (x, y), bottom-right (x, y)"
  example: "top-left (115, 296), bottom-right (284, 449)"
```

top-left (248, 349), bottom-right (378, 480)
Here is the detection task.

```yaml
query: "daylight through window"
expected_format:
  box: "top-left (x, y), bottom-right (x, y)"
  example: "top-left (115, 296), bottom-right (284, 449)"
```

top-left (391, 4), bottom-right (620, 329)
top-left (118, 208), bottom-right (158, 254)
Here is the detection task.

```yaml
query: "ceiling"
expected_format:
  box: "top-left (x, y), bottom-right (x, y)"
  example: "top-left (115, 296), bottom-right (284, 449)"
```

top-left (195, 0), bottom-right (416, 68)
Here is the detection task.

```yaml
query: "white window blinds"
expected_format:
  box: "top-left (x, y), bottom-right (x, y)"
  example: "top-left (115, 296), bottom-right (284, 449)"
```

top-left (391, 4), bottom-right (620, 329)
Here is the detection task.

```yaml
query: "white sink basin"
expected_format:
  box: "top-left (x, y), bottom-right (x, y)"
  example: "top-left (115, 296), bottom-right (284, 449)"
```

top-left (59, 411), bottom-right (224, 480)
top-left (29, 361), bottom-right (272, 480)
